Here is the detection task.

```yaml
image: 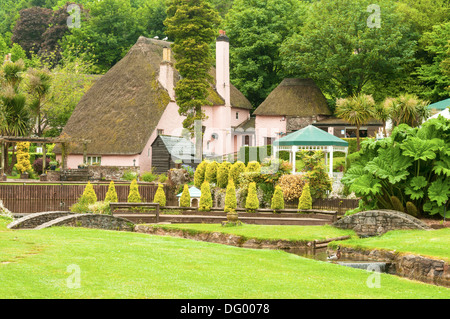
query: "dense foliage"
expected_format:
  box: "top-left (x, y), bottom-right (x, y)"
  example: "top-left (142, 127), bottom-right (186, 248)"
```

top-left (342, 115), bottom-right (450, 218)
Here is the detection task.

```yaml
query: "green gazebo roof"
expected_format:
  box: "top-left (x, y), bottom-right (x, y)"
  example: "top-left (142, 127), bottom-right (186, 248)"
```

top-left (273, 125), bottom-right (349, 147)
top-left (428, 98), bottom-right (450, 111)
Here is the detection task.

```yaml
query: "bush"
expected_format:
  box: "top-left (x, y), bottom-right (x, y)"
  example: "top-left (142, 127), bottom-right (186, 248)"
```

top-left (179, 184), bottom-right (190, 207)
top-left (245, 182), bottom-right (259, 213)
top-left (224, 179), bottom-right (237, 213)
top-left (158, 173), bottom-right (168, 183)
top-left (88, 201), bottom-right (111, 215)
top-left (246, 161), bottom-right (261, 173)
top-left (229, 161), bottom-right (246, 185)
top-left (141, 171), bottom-right (158, 182)
top-left (15, 142), bottom-right (32, 174)
top-left (198, 181), bottom-right (212, 211)
top-left (217, 161), bottom-right (231, 188)
top-left (104, 181), bottom-right (118, 203)
top-left (127, 179), bottom-right (141, 203)
top-left (194, 160), bottom-right (209, 188)
top-left (32, 157), bottom-right (51, 175)
top-left (278, 174), bottom-right (306, 202)
top-left (70, 182), bottom-right (97, 213)
top-left (153, 183), bottom-right (166, 206)
top-left (82, 182), bottom-right (97, 204)
top-left (271, 185), bottom-right (285, 212)
top-left (298, 183), bottom-right (312, 210)
top-left (205, 161), bottom-right (219, 184)
top-left (122, 170), bottom-right (138, 181)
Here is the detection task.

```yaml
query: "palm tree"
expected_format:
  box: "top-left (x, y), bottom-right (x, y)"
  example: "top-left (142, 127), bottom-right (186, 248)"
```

top-left (336, 93), bottom-right (374, 151)
top-left (384, 94), bottom-right (430, 128)
top-left (26, 68), bottom-right (52, 136)
top-left (372, 99), bottom-right (390, 137)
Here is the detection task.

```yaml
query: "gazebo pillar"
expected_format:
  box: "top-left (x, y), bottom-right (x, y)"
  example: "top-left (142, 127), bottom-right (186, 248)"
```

top-left (328, 146), bottom-right (334, 178)
top-left (292, 146), bottom-right (298, 174)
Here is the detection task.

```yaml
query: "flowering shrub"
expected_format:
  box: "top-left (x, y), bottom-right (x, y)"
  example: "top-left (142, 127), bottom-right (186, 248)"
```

top-left (278, 174), bottom-right (306, 202)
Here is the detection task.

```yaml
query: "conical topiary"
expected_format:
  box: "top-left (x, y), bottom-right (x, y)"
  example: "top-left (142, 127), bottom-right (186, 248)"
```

top-left (246, 161), bottom-right (261, 173)
top-left (390, 196), bottom-right (405, 213)
top-left (217, 161), bottom-right (232, 188)
top-left (406, 201), bottom-right (418, 217)
top-left (245, 182), bottom-right (259, 213)
top-left (224, 179), bottom-right (237, 213)
top-left (104, 180), bottom-right (118, 203)
top-left (271, 185), bottom-right (284, 212)
top-left (82, 181), bottom-right (97, 204)
top-left (229, 161), bottom-right (245, 185)
top-left (298, 183), bottom-right (312, 210)
top-left (127, 179), bottom-right (141, 203)
top-left (153, 183), bottom-right (166, 206)
top-left (199, 181), bottom-right (212, 211)
top-left (179, 184), bottom-right (191, 207)
top-left (205, 161), bottom-right (219, 184)
top-left (194, 160), bottom-right (209, 188)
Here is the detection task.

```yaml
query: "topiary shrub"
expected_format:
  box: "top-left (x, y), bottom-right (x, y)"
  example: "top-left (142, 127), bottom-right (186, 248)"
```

top-left (246, 161), bottom-right (261, 173)
top-left (179, 184), bottom-right (191, 207)
top-left (298, 183), bottom-right (312, 210)
top-left (390, 195), bottom-right (404, 212)
top-left (245, 182), bottom-right (259, 213)
top-left (229, 161), bottom-right (246, 185)
top-left (199, 181), bottom-right (213, 211)
top-left (70, 182), bottom-right (97, 213)
top-left (271, 185), bottom-right (285, 212)
top-left (104, 180), bottom-right (118, 203)
top-left (217, 161), bottom-right (232, 188)
top-left (127, 179), bottom-right (142, 203)
top-left (32, 157), bottom-right (51, 175)
top-left (406, 201), bottom-right (418, 217)
top-left (153, 183), bottom-right (166, 206)
top-left (82, 182), bottom-right (97, 204)
top-left (278, 174), bottom-right (306, 202)
top-left (224, 179), bottom-right (237, 213)
top-left (194, 160), bottom-right (209, 188)
top-left (15, 142), bottom-right (32, 174)
top-left (205, 161), bottom-right (219, 184)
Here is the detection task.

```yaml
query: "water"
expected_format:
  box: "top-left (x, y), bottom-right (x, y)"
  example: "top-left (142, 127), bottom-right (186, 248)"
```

top-left (284, 247), bottom-right (393, 273)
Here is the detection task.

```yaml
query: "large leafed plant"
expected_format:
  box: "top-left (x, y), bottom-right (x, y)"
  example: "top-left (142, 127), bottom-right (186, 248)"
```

top-left (341, 115), bottom-right (450, 218)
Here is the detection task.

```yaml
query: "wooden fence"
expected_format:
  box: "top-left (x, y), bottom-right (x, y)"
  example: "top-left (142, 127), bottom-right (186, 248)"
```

top-left (0, 182), bottom-right (178, 214)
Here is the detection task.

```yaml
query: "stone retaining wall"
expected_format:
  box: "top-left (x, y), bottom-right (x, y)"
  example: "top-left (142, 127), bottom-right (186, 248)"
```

top-left (332, 209), bottom-right (430, 236)
top-left (334, 246), bottom-right (449, 287)
top-left (7, 211), bottom-right (73, 229)
top-left (88, 166), bottom-right (139, 181)
top-left (35, 214), bottom-right (135, 231)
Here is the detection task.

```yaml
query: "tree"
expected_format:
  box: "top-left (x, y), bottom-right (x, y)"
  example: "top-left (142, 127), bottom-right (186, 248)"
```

top-left (298, 183), bottom-right (312, 210)
top-left (224, 179), bottom-right (237, 213)
top-left (164, 0), bottom-right (221, 157)
top-left (224, 0), bottom-right (305, 107)
top-left (153, 183), bottom-right (166, 206)
top-left (271, 185), bottom-right (284, 212)
top-left (179, 184), bottom-right (191, 207)
top-left (26, 67), bottom-right (52, 136)
top-left (198, 180), bottom-right (212, 211)
top-left (216, 161), bottom-right (231, 188)
top-left (415, 22), bottom-right (450, 102)
top-left (194, 160), bottom-right (209, 188)
top-left (245, 182), bottom-right (259, 213)
top-left (280, 0), bottom-right (416, 100)
top-left (15, 142), bottom-right (32, 174)
top-left (127, 179), bottom-right (142, 202)
top-left (104, 180), bottom-right (118, 203)
top-left (386, 94), bottom-right (430, 128)
top-left (229, 161), bottom-right (245, 185)
top-left (11, 7), bottom-right (53, 58)
top-left (335, 93), bottom-right (375, 151)
top-left (81, 181), bottom-right (97, 204)
top-left (204, 160), bottom-right (218, 184)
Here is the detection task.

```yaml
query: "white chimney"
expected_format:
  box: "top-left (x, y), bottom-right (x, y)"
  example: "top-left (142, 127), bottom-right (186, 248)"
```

top-left (216, 30), bottom-right (231, 107)
top-left (158, 47), bottom-right (175, 100)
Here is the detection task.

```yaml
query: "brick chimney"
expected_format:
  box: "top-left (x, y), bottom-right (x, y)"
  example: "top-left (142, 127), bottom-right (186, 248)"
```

top-left (216, 30), bottom-right (230, 107)
top-left (159, 46), bottom-right (175, 100)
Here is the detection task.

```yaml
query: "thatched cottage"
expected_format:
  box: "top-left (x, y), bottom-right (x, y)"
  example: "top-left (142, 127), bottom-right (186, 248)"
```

top-left (55, 32), bottom-right (253, 172)
top-left (252, 78), bottom-right (333, 146)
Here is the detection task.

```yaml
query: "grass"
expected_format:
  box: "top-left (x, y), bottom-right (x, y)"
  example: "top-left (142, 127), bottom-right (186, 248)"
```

top-left (0, 218), bottom-right (448, 298)
top-left (150, 223), bottom-right (356, 242)
top-left (332, 228), bottom-right (450, 262)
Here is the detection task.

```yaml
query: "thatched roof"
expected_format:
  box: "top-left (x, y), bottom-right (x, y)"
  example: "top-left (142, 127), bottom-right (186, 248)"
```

top-left (55, 36), bottom-right (251, 155)
top-left (253, 78), bottom-right (332, 117)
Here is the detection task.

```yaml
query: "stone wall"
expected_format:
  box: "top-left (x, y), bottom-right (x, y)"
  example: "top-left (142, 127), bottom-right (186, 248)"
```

top-left (332, 209), bottom-right (430, 236)
top-left (34, 213), bottom-right (134, 231)
top-left (88, 166), bottom-right (140, 181)
top-left (7, 211), bottom-right (73, 229)
top-left (334, 246), bottom-right (449, 287)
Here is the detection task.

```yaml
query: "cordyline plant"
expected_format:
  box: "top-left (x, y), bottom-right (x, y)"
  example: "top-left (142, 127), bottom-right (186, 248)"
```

top-left (341, 115), bottom-right (450, 219)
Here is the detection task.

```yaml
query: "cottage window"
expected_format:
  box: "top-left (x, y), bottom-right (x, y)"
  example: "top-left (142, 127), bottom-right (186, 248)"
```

top-left (85, 156), bottom-right (101, 165)
top-left (236, 112), bottom-right (239, 119)
top-left (157, 129), bottom-right (164, 135)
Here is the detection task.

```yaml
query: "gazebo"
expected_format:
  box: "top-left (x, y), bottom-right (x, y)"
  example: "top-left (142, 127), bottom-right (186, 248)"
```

top-left (272, 125), bottom-right (349, 177)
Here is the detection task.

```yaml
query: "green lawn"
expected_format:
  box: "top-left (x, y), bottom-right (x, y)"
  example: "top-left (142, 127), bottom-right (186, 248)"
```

top-left (150, 223), bottom-right (356, 242)
top-left (332, 228), bottom-right (450, 262)
top-left (0, 217), bottom-right (448, 298)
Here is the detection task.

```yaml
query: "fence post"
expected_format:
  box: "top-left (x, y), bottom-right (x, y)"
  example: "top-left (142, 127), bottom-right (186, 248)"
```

top-left (155, 203), bottom-right (159, 223)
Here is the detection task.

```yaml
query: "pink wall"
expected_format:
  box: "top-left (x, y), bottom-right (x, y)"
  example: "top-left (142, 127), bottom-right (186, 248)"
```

top-left (255, 115), bottom-right (286, 146)
top-left (56, 154), bottom-right (140, 169)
